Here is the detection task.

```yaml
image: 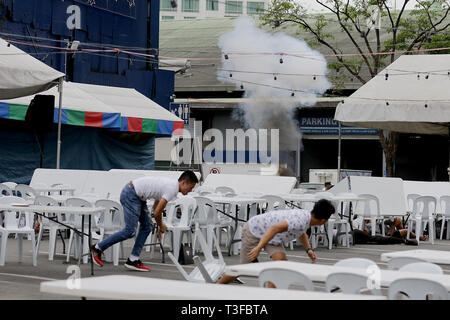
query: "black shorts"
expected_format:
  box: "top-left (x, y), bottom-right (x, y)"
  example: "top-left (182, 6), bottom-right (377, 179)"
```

top-left (392, 230), bottom-right (402, 239)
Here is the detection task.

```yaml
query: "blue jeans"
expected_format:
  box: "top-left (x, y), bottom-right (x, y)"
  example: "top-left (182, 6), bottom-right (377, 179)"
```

top-left (97, 183), bottom-right (153, 257)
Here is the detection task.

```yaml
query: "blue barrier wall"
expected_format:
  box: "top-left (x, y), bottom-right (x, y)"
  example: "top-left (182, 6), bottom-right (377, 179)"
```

top-left (0, 0), bottom-right (173, 109)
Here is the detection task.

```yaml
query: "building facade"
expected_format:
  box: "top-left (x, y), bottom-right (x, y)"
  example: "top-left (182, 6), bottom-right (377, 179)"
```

top-left (160, 0), bottom-right (270, 20)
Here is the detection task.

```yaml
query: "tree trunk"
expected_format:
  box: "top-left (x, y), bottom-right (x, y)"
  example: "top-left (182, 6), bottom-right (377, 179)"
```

top-left (378, 131), bottom-right (399, 177)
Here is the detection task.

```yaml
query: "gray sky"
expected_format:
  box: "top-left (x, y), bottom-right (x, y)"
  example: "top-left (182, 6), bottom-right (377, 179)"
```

top-left (300, 0), bottom-right (419, 13)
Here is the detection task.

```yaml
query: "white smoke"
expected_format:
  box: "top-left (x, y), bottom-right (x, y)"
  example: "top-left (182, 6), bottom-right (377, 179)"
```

top-left (217, 17), bottom-right (332, 152)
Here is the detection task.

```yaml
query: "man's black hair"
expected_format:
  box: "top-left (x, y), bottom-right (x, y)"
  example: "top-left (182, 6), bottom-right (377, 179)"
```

top-left (311, 199), bottom-right (335, 220)
top-left (178, 170), bottom-right (199, 184)
top-left (324, 182), bottom-right (332, 186)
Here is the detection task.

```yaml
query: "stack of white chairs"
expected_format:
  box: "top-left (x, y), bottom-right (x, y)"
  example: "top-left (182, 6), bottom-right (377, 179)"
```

top-left (388, 278), bottom-right (449, 300)
top-left (34, 195), bottom-right (69, 261)
top-left (386, 256), bottom-right (427, 270)
top-left (327, 258), bottom-right (382, 295)
top-left (0, 196), bottom-right (38, 266)
top-left (161, 196), bottom-right (197, 261)
top-left (407, 196), bottom-right (437, 244)
top-left (95, 199), bottom-right (125, 266)
top-left (406, 193), bottom-right (421, 215)
top-left (260, 195), bottom-right (286, 212)
top-left (258, 268), bottom-right (314, 291)
top-left (398, 262), bottom-right (443, 274)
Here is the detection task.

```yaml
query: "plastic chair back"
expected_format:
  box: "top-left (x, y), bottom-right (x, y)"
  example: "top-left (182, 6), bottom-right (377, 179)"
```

top-left (357, 194), bottom-right (381, 218)
top-left (261, 195), bottom-right (286, 211)
top-left (407, 194), bottom-right (421, 212)
top-left (258, 268), bottom-right (314, 290)
top-left (0, 196), bottom-right (33, 230)
top-left (412, 196), bottom-right (436, 219)
top-left (2, 182), bottom-right (17, 189)
top-left (193, 196), bottom-right (220, 226)
top-left (33, 195), bottom-right (61, 226)
top-left (440, 195), bottom-right (450, 218)
top-left (0, 183), bottom-right (13, 196)
top-left (386, 256), bottom-right (427, 270)
top-left (95, 199), bottom-right (124, 231)
top-left (14, 184), bottom-right (37, 200)
top-left (165, 197), bottom-right (197, 228)
top-left (398, 262), bottom-right (443, 274)
top-left (65, 197), bottom-right (93, 227)
top-left (334, 258), bottom-right (377, 269)
top-left (388, 278), bottom-right (449, 300)
top-left (326, 272), bottom-right (381, 295)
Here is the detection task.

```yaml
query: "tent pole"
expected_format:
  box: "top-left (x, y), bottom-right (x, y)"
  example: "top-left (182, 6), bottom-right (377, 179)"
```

top-left (56, 78), bottom-right (63, 169)
top-left (338, 121), bottom-right (342, 183)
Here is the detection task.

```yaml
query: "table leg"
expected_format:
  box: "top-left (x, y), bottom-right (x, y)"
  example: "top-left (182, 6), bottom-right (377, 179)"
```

top-left (227, 204), bottom-right (239, 256)
top-left (89, 215), bottom-right (93, 276)
top-left (78, 216), bottom-right (84, 267)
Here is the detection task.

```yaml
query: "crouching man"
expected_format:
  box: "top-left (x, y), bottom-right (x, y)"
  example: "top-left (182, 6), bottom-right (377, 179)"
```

top-left (217, 199), bottom-right (336, 284)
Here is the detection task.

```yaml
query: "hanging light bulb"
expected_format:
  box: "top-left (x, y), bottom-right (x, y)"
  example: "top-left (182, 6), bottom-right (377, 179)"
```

top-left (274, 75), bottom-right (277, 80)
top-left (229, 73), bottom-right (232, 78)
top-left (425, 74), bottom-right (429, 79)
top-left (224, 54), bottom-right (229, 60)
top-left (291, 92), bottom-right (295, 97)
top-left (240, 84), bottom-right (244, 90)
top-left (385, 73), bottom-right (389, 80)
top-left (417, 74), bottom-right (420, 79)
top-left (313, 76), bottom-right (316, 80)
top-left (279, 58), bottom-right (283, 64)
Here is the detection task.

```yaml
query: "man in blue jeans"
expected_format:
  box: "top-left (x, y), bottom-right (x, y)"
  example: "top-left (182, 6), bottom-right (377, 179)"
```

top-left (91, 170), bottom-right (198, 271)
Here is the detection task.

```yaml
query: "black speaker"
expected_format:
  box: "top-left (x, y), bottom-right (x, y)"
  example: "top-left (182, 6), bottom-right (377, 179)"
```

top-left (25, 95), bottom-right (55, 134)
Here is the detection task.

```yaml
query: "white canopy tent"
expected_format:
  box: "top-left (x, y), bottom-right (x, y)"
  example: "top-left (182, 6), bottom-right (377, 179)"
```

top-left (0, 38), bottom-right (64, 99)
top-left (335, 54), bottom-right (450, 135)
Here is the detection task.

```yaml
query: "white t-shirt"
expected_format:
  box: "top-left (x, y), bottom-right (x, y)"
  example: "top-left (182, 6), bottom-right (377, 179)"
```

top-left (247, 209), bottom-right (311, 245)
top-left (132, 176), bottom-right (179, 202)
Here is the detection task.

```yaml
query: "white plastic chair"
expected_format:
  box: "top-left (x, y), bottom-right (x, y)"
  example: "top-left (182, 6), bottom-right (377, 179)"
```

top-left (407, 196), bottom-right (436, 244)
top-left (2, 182), bottom-right (17, 190)
top-left (334, 257), bottom-right (377, 269)
top-left (168, 227), bottom-right (226, 283)
top-left (95, 199), bottom-right (125, 266)
top-left (398, 262), bottom-right (443, 274)
top-left (388, 278), bottom-right (449, 300)
top-left (439, 195), bottom-right (450, 240)
top-left (14, 184), bottom-right (37, 201)
top-left (50, 183), bottom-right (75, 196)
top-left (0, 183), bottom-right (13, 196)
top-left (34, 195), bottom-right (69, 261)
top-left (193, 196), bottom-right (233, 254)
top-left (0, 196), bottom-right (37, 266)
top-left (323, 199), bottom-right (350, 249)
top-left (65, 198), bottom-right (95, 264)
top-left (407, 194), bottom-right (421, 214)
top-left (162, 197), bottom-right (197, 262)
top-left (326, 272), bottom-right (382, 295)
top-left (258, 268), bottom-right (314, 290)
top-left (357, 194), bottom-right (386, 236)
top-left (260, 195), bottom-right (286, 212)
top-left (386, 256), bottom-right (427, 270)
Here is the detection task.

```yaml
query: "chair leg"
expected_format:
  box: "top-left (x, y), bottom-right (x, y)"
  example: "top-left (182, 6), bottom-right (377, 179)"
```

top-left (31, 233), bottom-right (37, 266)
top-left (327, 221), bottom-right (334, 250)
top-left (172, 231), bottom-right (181, 261)
top-left (440, 219), bottom-right (445, 240)
top-left (113, 243), bottom-right (120, 266)
top-left (66, 231), bottom-right (74, 263)
top-left (0, 232), bottom-right (8, 266)
top-left (48, 228), bottom-right (57, 261)
top-left (371, 219), bottom-right (376, 236)
top-left (18, 235), bottom-right (23, 263)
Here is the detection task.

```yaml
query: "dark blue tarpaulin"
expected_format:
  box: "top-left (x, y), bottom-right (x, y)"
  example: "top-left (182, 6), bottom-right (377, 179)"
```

top-left (0, 119), bottom-right (155, 184)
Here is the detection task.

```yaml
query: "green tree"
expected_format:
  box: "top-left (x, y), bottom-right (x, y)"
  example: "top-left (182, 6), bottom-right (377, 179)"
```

top-left (261, 0), bottom-right (450, 177)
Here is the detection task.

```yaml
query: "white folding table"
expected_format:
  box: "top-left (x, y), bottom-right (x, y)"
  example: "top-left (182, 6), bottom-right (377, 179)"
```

top-left (380, 249), bottom-right (450, 265)
top-left (0, 204), bottom-right (104, 275)
top-left (40, 275), bottom-right (386, 300)
top-left (224, 260), bottom-right (450, 290)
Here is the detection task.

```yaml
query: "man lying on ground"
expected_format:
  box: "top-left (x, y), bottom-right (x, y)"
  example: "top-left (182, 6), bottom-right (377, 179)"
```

top-left (217, 199), bottom-right (336, 285)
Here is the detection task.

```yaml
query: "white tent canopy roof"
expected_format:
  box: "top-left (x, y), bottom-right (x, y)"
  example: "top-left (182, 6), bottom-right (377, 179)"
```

top-left (334, 54), bottom-right (450, 135)
top-left (71, 82), bottom-right (182, 122)
top-left (0, 38), bottom-right (64, 99)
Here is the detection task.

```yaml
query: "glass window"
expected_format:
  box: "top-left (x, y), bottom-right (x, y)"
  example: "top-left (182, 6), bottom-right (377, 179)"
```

top-left (184, 16), bottom-right (197, 19)
top-left (182, 0), bottom-right (199, 12)
top-left (225, 1), bottom-right (243, 14)
top-left (206, 0), bottom-right (219, 11)
top-left (162, 16), bottom-right (175, 20)
top-left (161, 0), bottom-right (177, 11)
top-left (247, 2), bottom-right (264, 15)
